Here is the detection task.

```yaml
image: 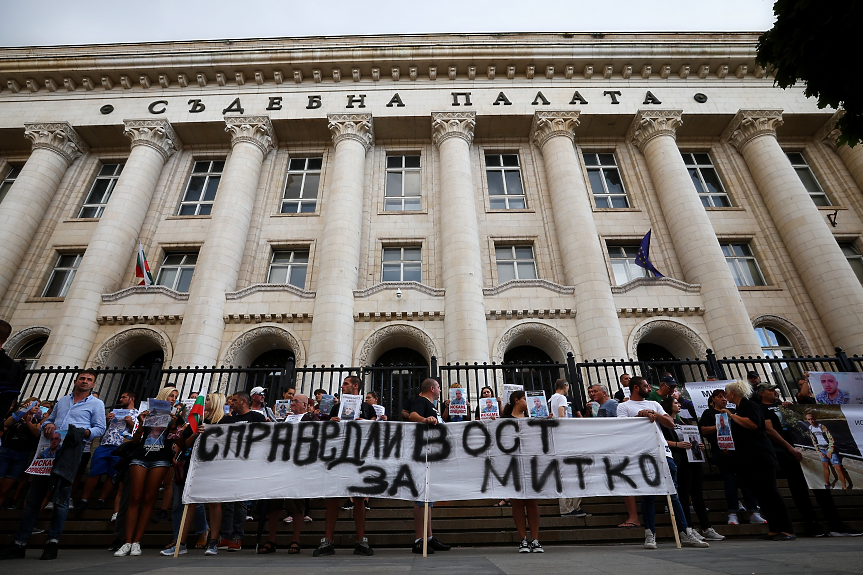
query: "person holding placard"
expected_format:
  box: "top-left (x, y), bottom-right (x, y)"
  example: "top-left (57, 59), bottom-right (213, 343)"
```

top-left (550, 379), bottom-right (586, 519)
top-left (475, 386), bottom-right (502, 421)
top-left (443, 384), bottom-right (470, 423)
top-left (365, 391), bottom-right (387, 421)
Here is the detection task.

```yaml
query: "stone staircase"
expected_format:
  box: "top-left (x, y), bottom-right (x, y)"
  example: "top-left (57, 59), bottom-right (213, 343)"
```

top-left (2, 474), bottom-right (861, 550)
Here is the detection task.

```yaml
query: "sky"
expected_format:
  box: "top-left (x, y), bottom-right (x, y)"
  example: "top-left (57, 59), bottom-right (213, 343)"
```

top-left (0, 0), bottom-right (776, 47)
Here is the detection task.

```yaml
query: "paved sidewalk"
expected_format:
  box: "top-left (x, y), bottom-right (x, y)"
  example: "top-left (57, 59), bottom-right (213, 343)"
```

top-left (6, 538), bottom-right (863, 574)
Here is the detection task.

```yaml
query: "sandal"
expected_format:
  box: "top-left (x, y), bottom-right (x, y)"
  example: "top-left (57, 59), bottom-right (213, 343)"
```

top-left (287, 541), bottom-right (301, 554)
top-left (618, 521), bottom-right (641, 528)
top-left (492, 499), bottom-right (510, 508)
top-left (257, 540), bottom-right (277, 554)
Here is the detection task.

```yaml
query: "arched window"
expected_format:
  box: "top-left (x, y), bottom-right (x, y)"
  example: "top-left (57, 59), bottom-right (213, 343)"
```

top-left (14, 337), bottom-right (47, 370)
top-left (754, 326), bottom-right (797, 359)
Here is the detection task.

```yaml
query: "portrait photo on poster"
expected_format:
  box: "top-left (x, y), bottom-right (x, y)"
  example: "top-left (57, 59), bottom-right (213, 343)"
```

top-left (526, 390), bottom-right (548, 418)
top-left (448, 388), bottom-right (468, 417)
top-left (808, 371), bottom-right (863, 405)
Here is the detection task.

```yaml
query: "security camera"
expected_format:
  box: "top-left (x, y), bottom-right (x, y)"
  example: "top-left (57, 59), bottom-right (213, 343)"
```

top-left (396, 288), bottom-right (402, 299)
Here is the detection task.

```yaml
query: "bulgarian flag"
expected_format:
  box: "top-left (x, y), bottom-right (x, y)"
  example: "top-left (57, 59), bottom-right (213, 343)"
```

top-left (188, 386), bottom-right (207, 433)
top-left (136, 242), bottom-right (154, 287)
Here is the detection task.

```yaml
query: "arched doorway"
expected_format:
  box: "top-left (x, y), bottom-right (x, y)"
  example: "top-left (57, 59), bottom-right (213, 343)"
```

top-left (120, 350), bottom-right (165, 408)
top-left (246, 348), bottom-right (296, 399)
top-left (502, 345), bottom-right (561, 397)
top-left (630, 320), bottom-right (709, 387)
top-left (368, 347), bottom-right (429, 421)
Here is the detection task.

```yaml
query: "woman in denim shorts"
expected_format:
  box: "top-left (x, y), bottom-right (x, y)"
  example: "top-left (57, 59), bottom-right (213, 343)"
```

top-left (0, 399), bottom-right (41, 506)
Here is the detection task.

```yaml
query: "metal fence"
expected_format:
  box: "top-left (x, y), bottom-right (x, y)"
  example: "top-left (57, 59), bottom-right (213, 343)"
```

top-left (16, 347), bottom-right (860, 415)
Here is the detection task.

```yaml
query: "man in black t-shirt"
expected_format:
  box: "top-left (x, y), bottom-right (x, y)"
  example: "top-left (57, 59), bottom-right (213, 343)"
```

top-left (407, 378), bottom-right (451, 554)
top-left (757, 384), bottom-right (861, 537)
top-left (313, 376), bottom-right (374, 557)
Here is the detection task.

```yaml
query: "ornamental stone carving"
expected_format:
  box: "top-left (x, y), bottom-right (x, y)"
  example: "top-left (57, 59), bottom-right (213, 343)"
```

top-left (628, 319), bottom-right (708, 360)
top-left (123, 119), bottom-right (180, 160)
top-left (223, 325), bottom-right (305, 366)
top-left (751, 314), bottom-right (813, 357)
top-left (431, 111), bottom-right (476, 147)
top-left (723, 109), bottom-right (784, 151)
top-left (23, 122), bottom-right (87, 164)
top-left (494, 321), bottom-right (573, 363)
top-left (357, 323), bottom-right (438, 365)
top-left (628, 110), bottom-right (683, 150)
top-left (92, 327), bottom-right (170, 367)
top-left (530, 111), bottom-right (580, 149)
top-left (327, 113), bottom-right (374, 152)
top-left (816, 110), bottom-right (844, 151)
top-left (225, 115), bottom-right (275, 155)
top-left (1, 325), bottom-right (50, 354)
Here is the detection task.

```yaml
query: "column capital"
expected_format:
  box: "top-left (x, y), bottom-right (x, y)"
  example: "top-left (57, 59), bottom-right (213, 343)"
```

top-left (23, 122), bottom-right (87, 164)
top-left (327, 113), bottom-right (374, 152)
top-left (722, 109), bottom-right (784, 151)
top-left (815, 110), bottom-right (844, 151)
top-left (530, 111), bottom-right (581, 149)
top-left (225, 115), bottom-right (276, 155)
top-left (431, 111), bottom-right (476, 147)
top-left (123, 119), bottom-right (180, 161)
top-left (627, 110), bottom-right (683, 150)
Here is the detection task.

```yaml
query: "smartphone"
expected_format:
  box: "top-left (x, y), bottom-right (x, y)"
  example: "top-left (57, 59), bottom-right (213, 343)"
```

top-left (40, 406), bottom-right (50, 415)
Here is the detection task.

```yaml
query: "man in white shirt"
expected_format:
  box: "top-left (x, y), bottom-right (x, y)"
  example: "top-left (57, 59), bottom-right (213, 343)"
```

top-left (249, 387), bottom-right (276, 421)
top-left (549, 379), bottom-right (586, 518)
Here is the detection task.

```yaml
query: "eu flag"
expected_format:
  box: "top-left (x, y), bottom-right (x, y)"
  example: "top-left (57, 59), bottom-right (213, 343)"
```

top-left (634, 229), bottom-right (664, 278)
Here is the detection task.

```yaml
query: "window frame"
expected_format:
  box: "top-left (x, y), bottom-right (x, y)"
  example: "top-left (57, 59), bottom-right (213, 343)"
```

top-left (785, 152), bottom-right (831, 206)
top-left (484, 153), bottom-right (527, 210)
top-left (0, 165), bottom-right (21, 205)
top-left (384, 154), bottom-right (422, 212)
top-left (582, 152), bottom-right (631, 209)
top-left (155, 252), bottom-right (198, 293)
top-left (840, 241), bottom-right (863, 284)
top-left (606, 244), bottom-right (651, 285)
top-left (720, 242), bottom-right (767, 287)
top-left (494, 244), bottom-right (538, 283)
top-left (78, 162), bottom-right (124, 218)
top-left (177, 160), bottom-right (224, 217)
top-left (267, 249), bottom-right (310, 289)
top-left (754, 326), bottom-right (798, 359)
top-left (381, 246), bottom-right (422, 283)
top-left (281, 157), bottom-right (322, 215)
top-left (41, 253), bottom-right (83, 298)
top-left (680, 152), bottom-right (732, 208)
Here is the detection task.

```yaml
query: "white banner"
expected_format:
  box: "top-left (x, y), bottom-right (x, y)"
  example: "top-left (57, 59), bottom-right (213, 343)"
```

top-left (184, 418), bottom-right (675, 504)
top-left (808, 372), bottom-right (863, 405)
top-left (685, 381), bottom-right (735, 417)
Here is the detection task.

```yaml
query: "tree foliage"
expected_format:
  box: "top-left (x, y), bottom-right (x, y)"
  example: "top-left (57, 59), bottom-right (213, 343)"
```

top-left (757, 0), bottom-right (863, 147)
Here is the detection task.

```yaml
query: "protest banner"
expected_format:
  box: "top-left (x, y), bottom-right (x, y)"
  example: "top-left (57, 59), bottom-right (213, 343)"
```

top-left (183, 418), bottom-right (675, 504)
top-left (448, 389), bottom-right (468, 417)
top-left (716, 413), bottom-right (734, 450)
top-left (684, 381), bottom-right (735, 417)
top-left (808, 372), bottom-right (863, 405)
top-left (25, 430), bottom-right (67, 476)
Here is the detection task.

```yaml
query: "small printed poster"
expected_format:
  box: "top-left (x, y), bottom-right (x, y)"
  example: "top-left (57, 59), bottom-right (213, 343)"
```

top-left (338, 394), bottom-right (363, 421)
top-left (503, 384), bottom-right (523, 408)
top-left (678, 424), bottom-right (705, 463)
top-left (144, 398), bottom-right (172, 428)
top-left (284, 413), bottom-right (304, 423)
top-left (103, 409), bottom-right (137, 447)
top-left (223, 404), bottom-right (232, 415)
top-left (274, 400), bottom-right (291, 420)
top-left (716, 413), bottom-right (735, 451)
top-left (479, 397), bottom-right (500, 421)
top-left (319, 394), bottom-right (335, 415)
top-left (527, 390), bottom-right (548, 418)
top-left (372, 404), bottom-right (386, 419)
top-left (448, 388), bottom-right (468, 417)
top-left (26, 430), bottom-right (67, 476)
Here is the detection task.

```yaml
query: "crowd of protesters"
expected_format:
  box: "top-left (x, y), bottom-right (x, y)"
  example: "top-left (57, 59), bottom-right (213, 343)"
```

top-left (0, 318), bottom-right (860, 560)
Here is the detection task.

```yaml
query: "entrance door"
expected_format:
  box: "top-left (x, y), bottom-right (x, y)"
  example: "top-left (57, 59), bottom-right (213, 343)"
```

top-left (366, 348), bottom-right (429, 420)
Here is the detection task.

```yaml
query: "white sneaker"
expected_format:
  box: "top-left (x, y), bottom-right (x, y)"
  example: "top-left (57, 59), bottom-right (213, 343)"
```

top-left (727, 513), bottom-right (739, 525)
top-left (644, 529), bottom-right (657, 549)
top-left (130, 542), bottom-right (142, 556)
top-left (750, 512), bottom-right (767, 525)
top-left (687, 528), bottom-right (706, 541)
top-left (160, 543), bottom-right (186, 556)
top-left (111, 512), bottom-right (118, 522)
top-left (680, 531), bottom-right (710, 548)
top-left (700, 527), bottom-right (725, 541)
top-left (114, 543), bottom-right (132, 557)
top-left (44, 502), bottom-right (54, 510)
top-left (283, 515), bottom-right (293, 523)
top-left (518, 537), bottom-right (531, 553)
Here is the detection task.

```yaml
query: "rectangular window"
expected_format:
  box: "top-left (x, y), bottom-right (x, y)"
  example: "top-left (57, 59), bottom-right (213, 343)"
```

top-left (178, 160), bottom-right (224, 216)
top-left (384, 155), bottom-right (421, 211)
top-left (607, 245), bottom-right (651, 285)
top-left (681, 152), bottom-right (731, 207)
top-left (78, 163), bottom-right (124, 218)
top-left (495, 245), bottom-right (537, 283)
top-left (485, 154), bottom-right (526, 210)
top-left (267, 250), bottom-right (309, 289)
top-left (156, 253), bottom-right (197, 292)
top-left (786, 152), bottom-right (830, 206)
top-left (0, 165), bottom-right (21, 205)
top-left (721, 243), bottom-right (766, 287)
top-left (840, 242), bottom-right (863, 284)
top-left (583, 152), bottom-right (630, 208)
top-left (42, 253), bottom-right (82, 297)
top-left (281, 157), bottom-right (322, 214)
top-left (382, 247), bottom-right (421, 282)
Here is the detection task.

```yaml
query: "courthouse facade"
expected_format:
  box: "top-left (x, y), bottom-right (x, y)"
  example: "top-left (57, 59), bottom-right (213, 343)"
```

top-left (1, 32), bottom-right (863, 381)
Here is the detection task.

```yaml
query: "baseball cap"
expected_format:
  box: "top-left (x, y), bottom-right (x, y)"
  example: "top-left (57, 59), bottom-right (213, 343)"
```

top-left (659, 374), bottom-right (677, 387)
top-left (746, 371), bottom-right (760, 379)
top-left (756, 382), bottom-right (779, 393)
top-left (250, 386), bottom-right (266, 396)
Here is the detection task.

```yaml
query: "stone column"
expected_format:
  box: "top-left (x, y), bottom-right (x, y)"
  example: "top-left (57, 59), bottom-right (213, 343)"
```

top-left (172, 116), bottom-right (275, 367)
top-left (629, 110), bottom-right (763, 358)
top-left (432, 112), bottom-right (490, 364)
top-left (726, 109), bottom-right (863, 353)
top-left (818, 111), bottom-right (863, 196)
top-left (307, 114), bottom-right (373, 366)
top-left (40, 120), bottom-right (179, 367)
top-left (530, 112), bottom-right (627, 361)
top-left (0, 122), bottom-right (86, 304)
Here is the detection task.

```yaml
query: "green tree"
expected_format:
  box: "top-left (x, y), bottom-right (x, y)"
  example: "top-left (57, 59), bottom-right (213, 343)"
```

top-left (757, 0), bottom-right (863, 147)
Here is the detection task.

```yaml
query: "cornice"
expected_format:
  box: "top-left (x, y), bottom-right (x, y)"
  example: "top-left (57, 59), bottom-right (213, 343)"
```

top-left (224, 313), bottom-right (312, 324)
top-left (722, 109), bottom-right (784, 151)
top-left (225, 115), bottom-right (275, 155)
top-left (354, 281), bottom-right (444, 298)
top-left (354, 310), bottom-right (444, 322)
top-left (225, 283), bottom-right (315, 300)
top-left (628, 109), bottom-right (683, 150)
top-left (618, 306), bottom-right (704, 318)
top-left (610, 277), bottom-right (701, 294)
top-left (97, 315), bottom-right (183, 326)
top-left (123, 119), bottom-right (180, 161)
top-left (486, 308), bottom-right (576, 320)
top-left (815, 110), bottom-right (844, 151)
top-left (328, 113), bottom-right (373, 152)
top-left (101, 285), bottom-right (189, 302)
top-left (482, 279), bottom-right (575, 296)
top-left (23, 122), bottom-right (87, 164)
top-left (431, 111), bottom-right (476, 147)
top-left (530, 111), bottom-right (580, 149)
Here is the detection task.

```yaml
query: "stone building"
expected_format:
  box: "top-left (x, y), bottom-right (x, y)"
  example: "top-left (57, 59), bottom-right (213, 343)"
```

top-left (1, 32), bottom-right (862, 394)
